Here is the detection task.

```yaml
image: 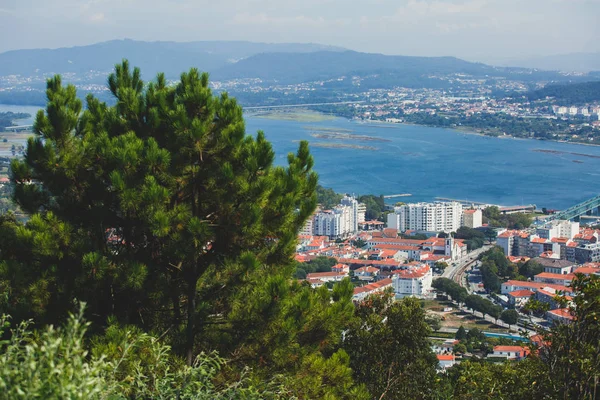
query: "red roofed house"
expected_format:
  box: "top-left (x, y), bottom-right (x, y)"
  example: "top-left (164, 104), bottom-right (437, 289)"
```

top-left (546, 308), bottom-right (574, 323)
top-left (391, 264), bottom-right (432, 298)
top-left (306, 271), bottom-right (348, 283)
top-left (501, 280), bottom-right (572, 296)
top-left (437, 354), bottom-right (457, 370)
top-left (332, 263), bottom-right (350, 274)
top-left (352, 278), bottom-right (393, 302)
top-left (507, 289), bottom-right (534, 307)
top-left (534, 272), bottom-right (574, 287)
top-left (355, 266), bottom-right (380, 281)
top-left (492, 346), bottom-right (530, 360)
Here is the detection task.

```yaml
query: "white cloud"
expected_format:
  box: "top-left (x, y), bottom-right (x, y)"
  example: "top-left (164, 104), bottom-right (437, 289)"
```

top-left (89, 12), bottom-right (105, 22)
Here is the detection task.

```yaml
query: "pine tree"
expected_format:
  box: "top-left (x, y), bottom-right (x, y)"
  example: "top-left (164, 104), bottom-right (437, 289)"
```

top-left (0, 61), bottom-right (368, 398)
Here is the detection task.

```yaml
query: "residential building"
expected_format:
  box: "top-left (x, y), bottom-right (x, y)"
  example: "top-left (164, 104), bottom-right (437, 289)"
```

top-left (536, 220), bottom-right (579, 240)
top-left (391, 264), bottom-right (432, 298)
top-left (340, 195), bottom-right (360, 233)
top-left (387, 202), bottom-right (463, 233)
top-left (573, 242), bottom-right (600, 263)
top-left (507, 289), bottom-right (534, 307)
top-left (300, 215), bottom-right (314, 235)
top-left (462, 209), bottom-right (482, 229)
top-left (352, 278), bottom-right (393, 302)
top-left (354, 266), bottom-right (380, 281)
top-left (534, 272), bottom-right (574, 287)
top-left (501, 280), bottom-right (572, 295)
top-left (437, 354), bottom-right (457, 370)
top-left (546, 308), bottom-right (574, 323)
top-left (491, 346), bottom-right (529, 360)
top-left (306, 271), bottom-right (349, 283)
top-left (533, 257), bottom-right (575, 274)
top-left (357, 202), bottom-right (367, 224)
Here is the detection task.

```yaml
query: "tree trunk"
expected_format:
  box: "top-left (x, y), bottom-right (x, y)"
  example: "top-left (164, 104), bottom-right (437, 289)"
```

top-left (185, 278), bottom-right (197, 366)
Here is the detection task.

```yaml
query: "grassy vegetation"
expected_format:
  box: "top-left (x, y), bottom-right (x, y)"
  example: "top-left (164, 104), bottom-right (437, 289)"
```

top-left (251, 110), bottom-right (336, 122)
top-left (421, 299), bottom-right (512, 334)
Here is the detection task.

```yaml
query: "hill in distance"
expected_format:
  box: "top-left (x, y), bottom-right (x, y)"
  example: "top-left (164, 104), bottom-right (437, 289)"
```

top-left (0, 39), bottom-right (346, 78)
top-left (0, 40), bottom-right (596, 94)
top-left (497, 52), bottom-right (600, 73)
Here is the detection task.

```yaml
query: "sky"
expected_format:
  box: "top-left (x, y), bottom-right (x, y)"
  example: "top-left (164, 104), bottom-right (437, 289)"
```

top-left (0, 0), bottom-right (599, 63)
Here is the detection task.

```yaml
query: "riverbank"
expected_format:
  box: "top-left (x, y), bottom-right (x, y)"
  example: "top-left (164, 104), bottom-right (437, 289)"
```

top-left (362, 117), bottom-right (600, 148)
top-left (247, 109), bottom-right (336, 123)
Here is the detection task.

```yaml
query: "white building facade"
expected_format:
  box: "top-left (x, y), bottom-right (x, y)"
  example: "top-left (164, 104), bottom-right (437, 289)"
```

top-left (313, 195), bottom-right (360, 239)
top-left (391, 264), bottom-right (432, 298)
top-left (387, 202), bottom-right (463, 233)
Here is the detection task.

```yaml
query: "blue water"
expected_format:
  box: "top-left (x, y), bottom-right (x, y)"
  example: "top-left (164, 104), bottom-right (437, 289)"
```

top-left (246, 116), bottom-right (600, 209)
top-left (484, 332), bottom-right (529, 342)
top-left (3, 104), bottom-right (600, 210)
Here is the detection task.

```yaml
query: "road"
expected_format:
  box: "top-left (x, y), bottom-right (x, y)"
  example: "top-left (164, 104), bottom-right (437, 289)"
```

top-left (441, 244), bottom-right (493, 290)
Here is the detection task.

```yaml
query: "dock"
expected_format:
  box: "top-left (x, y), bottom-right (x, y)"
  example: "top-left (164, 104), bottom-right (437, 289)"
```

top-left (383, 194), bottom-right (412, 199)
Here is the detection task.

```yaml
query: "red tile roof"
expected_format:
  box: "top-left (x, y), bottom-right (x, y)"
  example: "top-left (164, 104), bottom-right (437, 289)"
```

top-left (508, 289), bottom-right (534, 298)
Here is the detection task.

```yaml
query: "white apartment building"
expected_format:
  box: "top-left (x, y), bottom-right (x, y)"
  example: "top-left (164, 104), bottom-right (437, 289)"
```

top-left (536, 220), bottom-right (579, 240)
top-left (300, 215), bottom-right (314, 235)
top-left (462, 209), bottom-right (482, 229)
top-left (387, 202), bottom-right (462, 233)
top-left (313, 195), bottom-right (360, 239)
top-left (391, 264), bottom-right (432, 298)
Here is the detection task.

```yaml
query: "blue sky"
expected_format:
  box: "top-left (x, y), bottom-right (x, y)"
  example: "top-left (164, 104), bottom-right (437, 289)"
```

top-left (0, 0), bottom-right (598, 62)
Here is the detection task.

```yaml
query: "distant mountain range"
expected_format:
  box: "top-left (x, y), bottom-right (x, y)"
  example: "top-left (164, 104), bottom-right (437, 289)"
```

top-left (497, 52), bottom-right (600, 73)
top-left (0, 39), bottom-right (346, 79)
top-left (1, 40), bottom-right (598, 94)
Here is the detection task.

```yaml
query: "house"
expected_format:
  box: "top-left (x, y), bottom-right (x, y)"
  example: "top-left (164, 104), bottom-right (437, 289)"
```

top-left (535, 287), bottom-right (572, 308)
top-left (546, 308), bottom-right (574, 323)
top-left (432, 339), bottom-right (459, 354)
top-left (437, 354), bottom-right (457, 370)
top-left (332, 263), bottom-right (350, 274)
top-left (354, 266), bottom-right (380, 281)
top-left (352, 278), bottom-right (393, 302)
top-left (501, 280), bottom-right (572, 295)
top-left (491, 346), bottom-right (530, 360)
top-left (532, 257), bottom-right (575, 274)
top-left (507, 289), bottom-right (534, 307)
top-left (391, 264), bottom-right (432, 298)
top-left (305, 271), bottom-right (348, 283)
top-left (533, 272), bottom-right (575, 287)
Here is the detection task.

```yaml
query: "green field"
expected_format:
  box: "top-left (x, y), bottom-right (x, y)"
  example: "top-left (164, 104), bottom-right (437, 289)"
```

top-left (251, 110), bottom-right (336, 123)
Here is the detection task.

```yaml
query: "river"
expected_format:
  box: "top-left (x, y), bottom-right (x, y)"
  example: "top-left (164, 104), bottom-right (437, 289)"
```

top-left (3, 104), bottom-right (600, 209)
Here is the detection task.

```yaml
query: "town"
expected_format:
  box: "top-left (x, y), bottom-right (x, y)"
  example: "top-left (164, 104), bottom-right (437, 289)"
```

top-left (295, 193), bottom-right (600, 370)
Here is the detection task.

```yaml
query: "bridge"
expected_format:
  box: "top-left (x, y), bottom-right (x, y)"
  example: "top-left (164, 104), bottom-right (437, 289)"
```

top-left (5, 125), bottom-right (33, 131)
top-left (244, 101), bottom-right (365, 110)
top-left (545, 194), bottom-right (600, 222)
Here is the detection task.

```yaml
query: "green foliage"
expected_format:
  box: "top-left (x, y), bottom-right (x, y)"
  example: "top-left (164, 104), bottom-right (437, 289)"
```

top-left (519, 259), bottom-right (543, 279)
top-left (0, 112), bottom-right (30, 131)
top-left (316, 185), bottom-right (342, 209)
top-left (500, 309), bottom-right (518, 325)
top-left (0, 305), bottom-right (285, 400)
top-left (454, 226), bottom-right (485, 250)
top-left (425, 313), bottom-right (442, 332)
top-left (299, 256), bottom-right (338, 273)
top-left (527, 80), bottom-right (600, 105)
top-left (446, 275), bottom-right (600, 399)
top-left (358, 194), bottom-right (385, 221)
top-left (0, 62), bottom-right (375, 398)
top-left (479, 246), bottom-right (518, 293)
top-left (434, 261), bottom-right (449, 271)
top-left (464, 295), bottom-right (502, 319)
top-left (352, 238), bottom-right (366, 248)
top-left (483, 206), bottom-right (533, 229)
top-left (345, 293), bottom-right (440, 399)
top-left (455, 325), bottom-right (467, 340)
top-left (432, 278), bottom-right (468, 304)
